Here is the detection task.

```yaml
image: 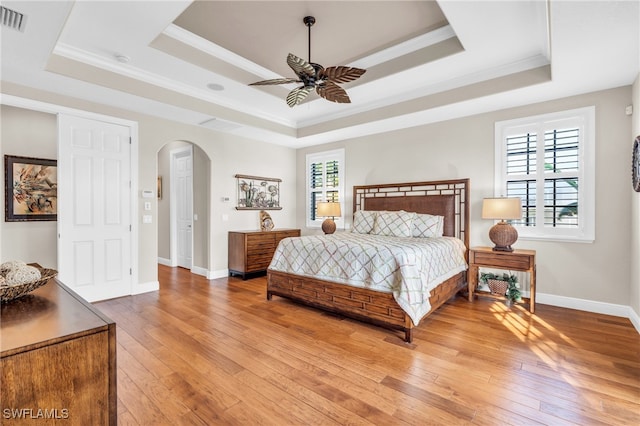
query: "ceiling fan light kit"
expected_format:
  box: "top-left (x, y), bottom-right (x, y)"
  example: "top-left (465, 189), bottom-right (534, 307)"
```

top-left (249, 16), bottom-right (366, 107)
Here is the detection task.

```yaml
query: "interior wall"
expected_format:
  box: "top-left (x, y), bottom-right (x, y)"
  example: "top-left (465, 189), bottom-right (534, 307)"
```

top-left (0, 105), bottom-right (58, 268)
top-left (297, 86), bottom-right (633, 307)
top-left (157, 141), bottom-right (211, 270)
top-left (631, 74), bottom-right (640, 319)
top-left (157, 141), bottom-right (191, 263)
top-left (192, 143), bottom-right (210, 270)
top-left (141, 123), bottom-right (297, 277)
top-left (1, 83), bottom-right (297, 287)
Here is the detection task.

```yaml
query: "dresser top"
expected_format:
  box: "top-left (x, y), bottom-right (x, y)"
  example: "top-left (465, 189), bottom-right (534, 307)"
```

top-left (1, 279), bottom-right (113, 356)
top-left (229, 228), bottom-right (300, 234)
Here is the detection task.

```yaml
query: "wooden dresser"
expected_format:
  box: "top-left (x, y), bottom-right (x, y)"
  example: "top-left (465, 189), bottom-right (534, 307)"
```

top-left (228, 229), bottom-right (300, 279)
top-left (1, 278), bottom-right (116, 425)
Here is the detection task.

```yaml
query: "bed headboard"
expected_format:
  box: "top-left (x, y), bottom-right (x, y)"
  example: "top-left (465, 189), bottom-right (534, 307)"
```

top-left (353, 178), bottom-right (470, 250)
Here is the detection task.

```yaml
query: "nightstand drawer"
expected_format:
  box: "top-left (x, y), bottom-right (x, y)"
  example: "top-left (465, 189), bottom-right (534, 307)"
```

top-left (471, 251), bottom-right (533, 270)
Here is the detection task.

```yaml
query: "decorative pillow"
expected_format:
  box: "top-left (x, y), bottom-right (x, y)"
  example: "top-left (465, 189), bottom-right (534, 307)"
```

top-left (352, 210), bottom-right (378, 234)
top-left (372, 210), bottom-right (415, 238)
top-left (412, 213), bottom-right (444, 238)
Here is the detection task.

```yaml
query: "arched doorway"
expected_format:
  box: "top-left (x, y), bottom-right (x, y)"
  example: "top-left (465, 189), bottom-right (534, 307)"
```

top-left (157, 141), bottom-right (211, 275)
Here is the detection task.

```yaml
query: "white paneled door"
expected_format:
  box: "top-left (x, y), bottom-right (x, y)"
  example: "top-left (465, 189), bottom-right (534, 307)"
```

top-left (58, 114), bottom-right (132, 302)
top-left (172, 147), bottom-right (193, 269)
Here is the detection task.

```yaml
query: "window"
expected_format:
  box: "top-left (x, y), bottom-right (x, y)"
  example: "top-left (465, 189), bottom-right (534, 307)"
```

top-left (495, 107), bottom-right (595, 242)
top-left (306, 149), bottom-right (345, 228)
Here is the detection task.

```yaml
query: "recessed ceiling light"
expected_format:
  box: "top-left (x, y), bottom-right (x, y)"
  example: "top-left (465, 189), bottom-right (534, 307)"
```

top-left (207, 83), bottom-right (224, 91)
top-left (115, 54), bottom-right (130, 63)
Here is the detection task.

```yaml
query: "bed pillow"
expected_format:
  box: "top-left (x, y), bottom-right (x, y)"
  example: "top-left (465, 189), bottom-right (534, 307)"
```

top-left (372, 210), bottom-right (415, 238)
top-left (352, 210), bottom-right (378, 234)
top-left (412, 213), bottom-right (444, 238)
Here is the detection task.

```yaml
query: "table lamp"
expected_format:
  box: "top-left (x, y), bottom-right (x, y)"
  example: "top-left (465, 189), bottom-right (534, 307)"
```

top-left (317, 202), bottom-right (341, 234)
top-left (482, 197), bottom-right (522, 252)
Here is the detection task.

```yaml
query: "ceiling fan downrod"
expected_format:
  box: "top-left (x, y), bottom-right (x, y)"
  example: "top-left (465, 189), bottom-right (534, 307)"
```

top-left (303, 16), bottom-right (315, 64)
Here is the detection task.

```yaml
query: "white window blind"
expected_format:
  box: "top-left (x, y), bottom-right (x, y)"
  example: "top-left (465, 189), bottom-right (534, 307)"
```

top-left (495, 107), bottom-right (595, 242)
top-left (306, 149), bottom-right (344, 228)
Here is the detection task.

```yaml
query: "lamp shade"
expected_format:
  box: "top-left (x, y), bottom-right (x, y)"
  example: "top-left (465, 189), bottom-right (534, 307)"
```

top-left (482, 197), bottom-right (522, 220)
top-left (317, 202), bottom-right (341, 218)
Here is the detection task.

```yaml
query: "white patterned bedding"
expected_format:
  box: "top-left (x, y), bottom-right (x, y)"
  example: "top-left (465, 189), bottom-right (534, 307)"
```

top-left (268, 233), bottom-right (468, 325)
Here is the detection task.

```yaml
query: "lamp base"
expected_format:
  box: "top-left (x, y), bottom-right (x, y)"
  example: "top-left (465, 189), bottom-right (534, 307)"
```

top-left (492, 245), bottom-right (514, 252)
top-left (321, 218), bottom-right (337, 234)
top-left (489, 221), bottom-right (518, 252)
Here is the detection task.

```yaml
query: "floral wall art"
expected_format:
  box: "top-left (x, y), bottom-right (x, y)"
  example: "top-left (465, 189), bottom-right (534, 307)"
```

top-left (235, 174), bottom-right (281, 210)
top-left (4, 155), bottom-right (57, 221)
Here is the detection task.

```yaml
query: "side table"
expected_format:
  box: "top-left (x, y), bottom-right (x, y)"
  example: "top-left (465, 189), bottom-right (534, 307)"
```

top-left (468, 246), bottom-right (536, 313)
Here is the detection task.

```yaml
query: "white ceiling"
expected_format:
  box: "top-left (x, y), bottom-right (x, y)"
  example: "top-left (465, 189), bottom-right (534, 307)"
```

top-left (1, 1), bottom-right (638, 148)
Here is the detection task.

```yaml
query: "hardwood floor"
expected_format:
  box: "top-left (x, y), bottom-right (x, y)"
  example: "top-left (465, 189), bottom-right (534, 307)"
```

top-left (93, 265), bottom-right (640, 425)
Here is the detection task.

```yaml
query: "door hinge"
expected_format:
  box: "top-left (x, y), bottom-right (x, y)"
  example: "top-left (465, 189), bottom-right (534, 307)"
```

top-left (130, 268), bottom-right (132, 275)
top-left (129, 137), bottom-right (132, 144)
top-left (129, 225), bottom-right (132, 232)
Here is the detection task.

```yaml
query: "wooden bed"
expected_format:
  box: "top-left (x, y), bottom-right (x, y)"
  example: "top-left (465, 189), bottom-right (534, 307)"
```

top-left (267, 178), bottom-right (470, 342)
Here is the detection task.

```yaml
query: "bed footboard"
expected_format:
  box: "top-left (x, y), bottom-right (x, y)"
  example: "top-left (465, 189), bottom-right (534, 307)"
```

top-left (267, 269), bottom-right (466, 342)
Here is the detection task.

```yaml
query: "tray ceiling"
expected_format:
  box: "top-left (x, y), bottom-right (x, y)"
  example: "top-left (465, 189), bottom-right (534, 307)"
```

top-left (1, 1), bottom-right (638, 147)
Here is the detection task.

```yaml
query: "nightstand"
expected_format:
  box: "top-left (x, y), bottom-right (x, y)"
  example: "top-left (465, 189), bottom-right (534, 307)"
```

top-left (468, 246), bottom-right (536, 313)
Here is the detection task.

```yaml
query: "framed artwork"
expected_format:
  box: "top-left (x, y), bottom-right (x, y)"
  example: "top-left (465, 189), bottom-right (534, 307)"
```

top-left (4, 155), bottom-right (57, 222)
top-left (633, 135), bottom-right (640, 192)
top-left (235, 174), bottom-right (282, 210)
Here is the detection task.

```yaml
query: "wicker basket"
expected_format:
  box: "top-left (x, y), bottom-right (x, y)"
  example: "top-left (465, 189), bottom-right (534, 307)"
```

top-left (0, 268), bottom-right (58, 303)
top-left (487, 278), bottom-right (509, 296)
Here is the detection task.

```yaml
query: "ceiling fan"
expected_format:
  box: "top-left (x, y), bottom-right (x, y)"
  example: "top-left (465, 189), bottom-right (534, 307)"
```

top-left (249, 16), bottom-right (366, 108)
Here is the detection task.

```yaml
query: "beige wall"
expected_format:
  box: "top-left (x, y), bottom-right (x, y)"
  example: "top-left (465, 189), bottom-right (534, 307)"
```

top-left (157, 141), bottom-right (211, 269)
top-left (0, 106), bottom-right (58, 269)
top-left (631, 74), bottom-right (640, 319)
top-left (298, 86), bottom-right (633, 307)
top-left (2, 82), bottom-right (636, 314)
top-left (1, 84), bottom-right (297, 288)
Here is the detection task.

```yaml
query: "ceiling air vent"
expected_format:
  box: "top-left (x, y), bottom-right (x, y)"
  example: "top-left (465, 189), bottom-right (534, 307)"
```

top-left (1, 6), bottom-right (26, 32)
top-left (199, 118), bottom-right (242, 132)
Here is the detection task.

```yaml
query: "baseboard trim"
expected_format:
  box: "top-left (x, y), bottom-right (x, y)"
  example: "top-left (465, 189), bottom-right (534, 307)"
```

top-left (210, 269), bottom-right (229, 279)
top-left (157, 257), bottom-right (175, 267)
top-left (133, 280), bottom-right (159, 295)
top-left (189, 266), bottom-right (228, 280)
top-left (538, 292), bottom-right (640, 333)
top-left (190, 265), bottom-right (208, 278)
top-left (629, 307), bottom-right (640, 333)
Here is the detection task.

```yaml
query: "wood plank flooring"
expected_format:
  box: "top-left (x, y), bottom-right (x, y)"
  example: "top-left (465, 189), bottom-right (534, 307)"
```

top-left (93, 265), bottom-right (640, 425)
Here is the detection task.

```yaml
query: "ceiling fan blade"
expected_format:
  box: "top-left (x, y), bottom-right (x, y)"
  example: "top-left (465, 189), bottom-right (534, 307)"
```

top-left (249, 78), bottom-right (300, 86)
top-left (287, 53), bottom-right (315, 78)
top-left (286, 86), bottom-right (313, 107)
top-left (316, 81), bottom-right (351, 104)
top-left (320, 66), bottom-right (366, 84)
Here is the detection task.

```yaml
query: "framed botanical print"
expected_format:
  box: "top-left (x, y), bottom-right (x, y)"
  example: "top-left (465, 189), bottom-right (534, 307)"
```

top-left (4, 155), bottom-right (57, 221)
top-left (235, 174), bottom-right (282, 210)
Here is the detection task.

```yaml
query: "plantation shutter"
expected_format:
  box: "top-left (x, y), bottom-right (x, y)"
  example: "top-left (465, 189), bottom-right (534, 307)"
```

top-left (505, 126), bottom-right (580, 229)
top-left (306, 150), bottom-right (344, 226)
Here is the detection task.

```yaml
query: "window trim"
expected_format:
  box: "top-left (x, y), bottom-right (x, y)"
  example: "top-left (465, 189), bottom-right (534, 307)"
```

top-left (494, 106), bottom-right (595, 243)
top-left (305, 149), bottom-right (345, 229)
